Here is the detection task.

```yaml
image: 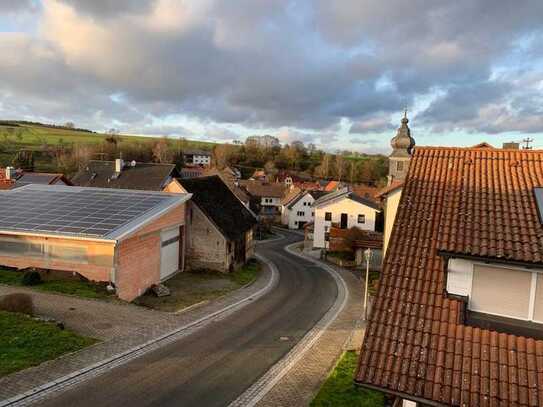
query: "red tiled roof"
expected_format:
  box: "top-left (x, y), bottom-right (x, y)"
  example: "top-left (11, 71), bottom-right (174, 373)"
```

top-left (356, 146), bottom-right (543, 406)
top-left (352, 184), bottom-right (380, 201)
top-left (324, 180), bottom-right (340, 192)
top-left (376, 180), bottom-right (404, 199)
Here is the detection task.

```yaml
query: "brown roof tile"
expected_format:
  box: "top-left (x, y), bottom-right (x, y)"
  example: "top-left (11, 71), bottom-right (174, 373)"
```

top-left (356, 146), bottom-right (543, 406)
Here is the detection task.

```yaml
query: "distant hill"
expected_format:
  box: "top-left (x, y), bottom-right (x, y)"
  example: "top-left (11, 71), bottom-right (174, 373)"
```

top-left (0, 120), bottom-right (215, 172)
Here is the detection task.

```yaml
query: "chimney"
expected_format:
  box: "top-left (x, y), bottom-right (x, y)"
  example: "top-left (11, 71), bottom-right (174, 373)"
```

top-left (5, 167), bottom-right (15, 180)
top-left (115, 158), bottom-right (124, 173)
top-left (503, 142), bottom-right (520, 150)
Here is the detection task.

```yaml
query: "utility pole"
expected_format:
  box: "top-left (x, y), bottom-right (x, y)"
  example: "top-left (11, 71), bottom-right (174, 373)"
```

top-left (522, 138), bottom-right (534, 150)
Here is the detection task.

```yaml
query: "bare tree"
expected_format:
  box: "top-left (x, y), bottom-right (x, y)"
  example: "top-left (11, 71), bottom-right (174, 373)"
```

top-left (152, 137), bottom-right (171, 163)
top-left (335, 154), bottom-right (346, 182)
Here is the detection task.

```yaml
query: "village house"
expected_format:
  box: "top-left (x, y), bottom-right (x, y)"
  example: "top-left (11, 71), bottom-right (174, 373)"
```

top-left (183, 149), bottom-right (212, 166)
top-left (356, 145), bottom-right (543, 406)
top-left (0, 184), bottom-right (191, 301)
top-left (312, 187), bottom-right (381, 249)
top-left (281, 189), bottom-right (328, 230)
top-left (71, 159), bottom-right (181, 192)
top-left (201, 166), bottom-right (250, 207)
top-left (239, 179), bottom-right (287, 222)
top-left (179, 176), bottom-right (257, 272)
top-left (0, 167), bottom-right (72, 190)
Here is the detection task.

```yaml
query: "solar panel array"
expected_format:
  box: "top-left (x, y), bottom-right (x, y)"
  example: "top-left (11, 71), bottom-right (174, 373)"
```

top-left (0, 186), bottom-right (176, 238)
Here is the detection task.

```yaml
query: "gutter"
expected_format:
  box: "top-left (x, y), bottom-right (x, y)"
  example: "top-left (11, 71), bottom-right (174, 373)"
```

top-left (0, 230), bottom-right (114, 244)
top-left (438, 250), bottom-right (543, 270)
top-left (354, 382), bottom-right (447, 407)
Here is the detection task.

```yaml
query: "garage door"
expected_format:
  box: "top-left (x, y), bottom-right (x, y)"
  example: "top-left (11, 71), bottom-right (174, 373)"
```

top-left (160, 228), bottom-right (180, 280)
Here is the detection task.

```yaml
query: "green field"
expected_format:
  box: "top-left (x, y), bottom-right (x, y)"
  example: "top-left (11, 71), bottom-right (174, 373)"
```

top-left (0, 121), bottom-right (215, 172)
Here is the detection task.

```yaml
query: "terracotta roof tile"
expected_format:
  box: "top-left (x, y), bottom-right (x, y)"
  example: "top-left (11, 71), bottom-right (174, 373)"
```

top-left (356, 146), bottom-right (543, 406)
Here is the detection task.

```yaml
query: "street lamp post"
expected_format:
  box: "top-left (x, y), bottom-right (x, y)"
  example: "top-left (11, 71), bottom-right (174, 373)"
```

top-left (363, 248), bottom-right (373, 321)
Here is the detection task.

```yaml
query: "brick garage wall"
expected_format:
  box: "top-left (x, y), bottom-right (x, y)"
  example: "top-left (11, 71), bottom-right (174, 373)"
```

top-left (115, 231), bottom-right (161, 301)
top-left (0, 234), bottom-right (114, 282)
top-left (136, 204), bottom-right (185, 236)
top-left (187, 205), bottom-right (227, 272)
top-left (114, 203), bottom-right (187, 301)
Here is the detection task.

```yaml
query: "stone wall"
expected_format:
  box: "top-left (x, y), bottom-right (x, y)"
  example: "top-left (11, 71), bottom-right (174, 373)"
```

top-left (186, 205), bottom-right (228, 272)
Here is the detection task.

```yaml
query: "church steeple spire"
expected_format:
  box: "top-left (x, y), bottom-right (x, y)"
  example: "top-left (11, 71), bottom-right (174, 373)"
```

top-left (388, 111), bottom-right (415, 185)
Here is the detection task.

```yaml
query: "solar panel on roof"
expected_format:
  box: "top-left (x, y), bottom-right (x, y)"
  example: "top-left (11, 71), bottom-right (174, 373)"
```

top-left (0, 185), bottom-right (182, 239)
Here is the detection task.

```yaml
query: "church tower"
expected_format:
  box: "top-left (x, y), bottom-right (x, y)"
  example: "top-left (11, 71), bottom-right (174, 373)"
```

top-left (388, 111), bottom-right (415, 185)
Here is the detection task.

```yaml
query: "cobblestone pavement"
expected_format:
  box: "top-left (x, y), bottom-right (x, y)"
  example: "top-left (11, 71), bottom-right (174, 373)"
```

top-left (254, 246), bottom-right (366, 407)
top-left (0, 265), bottom-right (273, 404)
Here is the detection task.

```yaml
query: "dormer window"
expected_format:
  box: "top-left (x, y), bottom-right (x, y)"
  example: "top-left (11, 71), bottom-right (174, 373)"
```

top-left (447, 258), bottom-right (543, 327)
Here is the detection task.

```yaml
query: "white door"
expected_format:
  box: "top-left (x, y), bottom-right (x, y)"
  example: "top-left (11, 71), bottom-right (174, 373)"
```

top-left (160, 227), bottom-right (180, 280)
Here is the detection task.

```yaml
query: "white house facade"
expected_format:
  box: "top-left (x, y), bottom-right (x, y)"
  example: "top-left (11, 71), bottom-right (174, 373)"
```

top-left (282, 190), bottom-right (328, 230)
top-left (313, 188), bottom-right (381, 249)
top-left (184, 150), bottom-right (212, 166)
top-left (193, 154), bottom-right (211, 166)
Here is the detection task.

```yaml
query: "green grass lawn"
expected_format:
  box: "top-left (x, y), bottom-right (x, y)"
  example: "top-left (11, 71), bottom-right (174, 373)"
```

top-left (0, 310), bottom-right (96, 377)
top-left (136, 259), bottom-right (262, 312)
top-left (0, 269), bottom-right (114, 300)
top-left (311, 351), bottom-right (385, 407)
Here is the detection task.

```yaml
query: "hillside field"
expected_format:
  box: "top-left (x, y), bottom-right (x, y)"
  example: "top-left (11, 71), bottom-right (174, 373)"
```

top-left (0, 122), bottom-right (214, 172)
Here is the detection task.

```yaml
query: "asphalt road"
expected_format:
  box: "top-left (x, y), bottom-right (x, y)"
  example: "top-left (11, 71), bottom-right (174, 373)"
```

top-left (39, 230), bottom-right (338, 407)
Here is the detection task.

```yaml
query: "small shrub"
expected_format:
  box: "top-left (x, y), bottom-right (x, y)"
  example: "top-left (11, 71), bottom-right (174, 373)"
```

top-left (22, 270), bottom-right (42, 286)
top-left (0, 293), bottom-right (34, 315)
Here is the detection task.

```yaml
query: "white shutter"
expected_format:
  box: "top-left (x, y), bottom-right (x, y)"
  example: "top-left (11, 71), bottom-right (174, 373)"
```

top-left (471, 265), bottom-right (531, 319)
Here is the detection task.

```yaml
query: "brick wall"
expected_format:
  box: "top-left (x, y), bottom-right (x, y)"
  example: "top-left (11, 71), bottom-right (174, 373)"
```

top-left (134, 204), bottom-right (185, 237)
top-left (116, 231), bottom-right (161, 301)
top-left (115, 202), bottom-right (187, 301)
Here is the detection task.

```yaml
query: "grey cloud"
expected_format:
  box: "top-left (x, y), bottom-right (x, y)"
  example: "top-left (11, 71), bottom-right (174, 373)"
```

top-left (1, 0), bottom-right (543, 146)
top-left (57, 0), bottom-right (156, 18)
top-left (418, 81), bottom-right (512, 123)
top-left (0, 0), bottom-right (36, 13)
top-left (350, 115), bottom-right (395, 133)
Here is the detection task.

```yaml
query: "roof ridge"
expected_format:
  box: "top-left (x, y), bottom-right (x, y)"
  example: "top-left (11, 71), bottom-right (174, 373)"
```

top-left (416, 145), bottom-right (543, 153)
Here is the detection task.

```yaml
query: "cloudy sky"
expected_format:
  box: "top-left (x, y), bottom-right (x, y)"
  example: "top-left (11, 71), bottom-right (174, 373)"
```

top-left (1, 0), bottom-right (542, 152)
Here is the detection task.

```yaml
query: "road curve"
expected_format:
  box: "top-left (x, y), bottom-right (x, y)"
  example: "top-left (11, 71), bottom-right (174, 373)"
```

top-left (38, 230), bottom-right (338, 407)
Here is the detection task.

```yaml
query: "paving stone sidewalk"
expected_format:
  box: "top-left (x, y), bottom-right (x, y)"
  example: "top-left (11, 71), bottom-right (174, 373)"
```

top-left (255, 247), bottom-right (367, 407)
top-left (0, 266), bottom-right (272, 403)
